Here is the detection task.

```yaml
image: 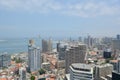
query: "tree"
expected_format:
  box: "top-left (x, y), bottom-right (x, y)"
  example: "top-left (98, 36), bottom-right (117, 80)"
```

top-left (30, 75), bottom-right (35, 80)
top-left (39, 69), bottom-right (46, 75)
top-left (15, 57), bottom-right (23, 63)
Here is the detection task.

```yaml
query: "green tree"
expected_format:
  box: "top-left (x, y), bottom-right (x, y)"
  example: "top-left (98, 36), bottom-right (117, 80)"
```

top-left (30, 75), bottom-right (35, 80)
top-left (15, 58), bottom-right (23, 63)
top-left (39, 69), bottom-right (46, 75)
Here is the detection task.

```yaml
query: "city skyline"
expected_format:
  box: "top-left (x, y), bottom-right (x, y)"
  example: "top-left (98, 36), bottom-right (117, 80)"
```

top-left (0, 0), bottom-right (120, 38)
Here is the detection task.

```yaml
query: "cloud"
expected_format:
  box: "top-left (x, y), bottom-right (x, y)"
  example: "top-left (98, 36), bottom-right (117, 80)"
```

top-left (0, 0), bottom-right (120, 17)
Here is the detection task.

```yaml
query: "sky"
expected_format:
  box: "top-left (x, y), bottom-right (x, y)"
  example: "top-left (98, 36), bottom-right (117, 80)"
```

top-left (0, 0), bottom-right (120, 38)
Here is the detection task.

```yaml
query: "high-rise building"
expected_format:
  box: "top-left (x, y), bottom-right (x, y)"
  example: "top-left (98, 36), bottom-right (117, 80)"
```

top-left (112, 39), bottom-right (120, 50)
top-left (78, 36), bottom-right (82, 42)
top-left (57, 42), bottom-right (68, 60)
top-left (112, 71), bottom-right (120, 80)
top-left (110, 60), bottom-right (118, 72)
top-left (42, 39), bottom-right (52, 53)
top-left (19, 67), bottom-right (26, 80)
top-left (0, 53), bottom-right (11, 68)
top-left (84, 35), bottom-right (93, 49)
top-left (88, 35), bottom-right (93, 48)
top-left (112, 35), bottom-right (120, 51)
top-left (117, 59), bottom-right (120, 73)
top-left (65, 44), bottom-right (87, 73)
top-left (117, 34), bottom-right (120, 40)
top-left (103, 49), bottom-right (112, 59)
top-left (69, 63), bottom-right (95, 80)
top-left (28, 39), bottom-right (41, 72)
top-left (95, 64), bottom-right (113, 80)
top-left (110, 59), bottom-right (120, 74)
top-left (57, 42), bottom-right (60, 52)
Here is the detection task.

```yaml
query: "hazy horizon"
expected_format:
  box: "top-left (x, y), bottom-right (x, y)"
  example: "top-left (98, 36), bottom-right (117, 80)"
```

top-left (0, 0), bottom-right (120, 38)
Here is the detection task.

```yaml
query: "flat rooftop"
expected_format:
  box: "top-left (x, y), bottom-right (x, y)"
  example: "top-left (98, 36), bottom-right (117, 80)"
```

top-left (71, 63), bottom-right (95, 70)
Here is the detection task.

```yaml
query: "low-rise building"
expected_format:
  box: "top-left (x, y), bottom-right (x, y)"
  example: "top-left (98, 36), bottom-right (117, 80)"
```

top-left (42, 62), bottom-right (51, 71)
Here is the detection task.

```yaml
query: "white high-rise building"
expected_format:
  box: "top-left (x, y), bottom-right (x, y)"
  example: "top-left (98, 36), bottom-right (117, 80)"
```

top-left (19, 67), bottom-right (26, 80)
top-left (28, 39), bottom-right (41, 72)
top-left (69, 63), bottom-right (95, 80)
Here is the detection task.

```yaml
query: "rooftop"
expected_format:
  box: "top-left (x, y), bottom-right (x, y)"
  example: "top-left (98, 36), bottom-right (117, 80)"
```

top-left (71, 63), bottom-right (95, 70)
top-left (110, 60), bottom-right (118, 63)
top-left (96, 63), bottom-right (113, 68)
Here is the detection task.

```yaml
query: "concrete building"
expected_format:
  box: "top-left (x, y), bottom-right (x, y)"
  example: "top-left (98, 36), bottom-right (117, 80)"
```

top-left (110, 59), bottom-right (120, 74)
top-left (19, 67), bottom-right (26, 80)
top-left (112, 35), bottom-right (120, 51)
top-left (28, 39), bottom-right (41, 72)
top-left (69, 63), bottom-right (95, 80)
top-left (57, 42), bottom-right (68, 60)
top-left (0, 53), bottom-right (11, 68)
top-left (118, 59), bottom-right (120, 73)
top-left (95, 64), bottom-right (113, 80)
top-left (112, 39), bottom-right (120, 50)
top-left (65, 74), bottom-right (70, 80)
top-left (84, 35), bottom-right (93, 49)
top-left (65, 44), bottom-right (87, 73)
top-left (42, 39), bottom-right (52, 53)
top-left (57, 60), bottom-right (65, 69)
top-left (110, 60), bottom-right (118, 72)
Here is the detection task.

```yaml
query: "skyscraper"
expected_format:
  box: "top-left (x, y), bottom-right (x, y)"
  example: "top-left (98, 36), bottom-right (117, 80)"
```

top-left (65, 43), bottom-right (87, 73)
top-left (0, 53), bottom-right (11, 68)
top-left (117, 34), bottom-right (120, 40)
top-left (28, 39), bottom-right (41, 72)
top-left (84, 35), bottom-right (93, 49)
top-left (42, 38), bottom-right (52, 53)
top-left (57, 42), bottom-right (68, 60)
top-left (112, 35), bottom-right (120, 51)
top-left (19, 67), bottom-right (26, 80)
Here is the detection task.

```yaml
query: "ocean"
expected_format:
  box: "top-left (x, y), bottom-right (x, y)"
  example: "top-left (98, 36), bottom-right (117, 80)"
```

top-left (0, 37), bottom-right (78, 54)
top-left (0, 38), bottom-right (47, 54)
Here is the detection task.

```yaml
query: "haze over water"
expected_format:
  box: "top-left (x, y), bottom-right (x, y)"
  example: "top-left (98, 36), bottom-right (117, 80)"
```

top-left (0, 38), bottom-right (41, 54)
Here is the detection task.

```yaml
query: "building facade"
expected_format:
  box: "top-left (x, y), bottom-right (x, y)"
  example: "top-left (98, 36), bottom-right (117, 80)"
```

top-left (112, 39), bottom-right (120, 50)
top-left (69, 63), bottom-right (95, 80)
top-left (19, 67), bottom-right (26, 80)
top-left (28, 40), bottom-right (41, 72)
top-left (0, 53), bottom-right (11, 68)
top-left (95, 64), bottom-right (113, 80)
top-left (103, 50), bottom-right (112, 59)
top-left (112, 71), bottom-right (120, 80)
top-left (65, 44), bottom-right (87, 73)
top-left (57, 42), bottom-right (68, 60)
top-left (42, 39), bottom-right (52, 53)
